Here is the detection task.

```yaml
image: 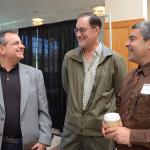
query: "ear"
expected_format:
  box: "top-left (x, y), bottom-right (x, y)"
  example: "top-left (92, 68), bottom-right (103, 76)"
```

top-left (95, 27), bottom-right (101, 35)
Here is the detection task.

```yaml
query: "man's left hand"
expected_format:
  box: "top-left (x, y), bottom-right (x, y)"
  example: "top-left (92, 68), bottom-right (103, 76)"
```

top-left (31, 143), bottom-right (46, 150)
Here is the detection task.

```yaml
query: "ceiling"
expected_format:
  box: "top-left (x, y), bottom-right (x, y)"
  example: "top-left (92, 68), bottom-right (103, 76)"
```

top-left (0, 0), bottom-right (105, 29)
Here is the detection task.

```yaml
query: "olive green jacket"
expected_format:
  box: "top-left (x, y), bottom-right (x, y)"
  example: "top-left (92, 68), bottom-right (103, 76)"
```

top-left (62, 44), bottom-right (127, 136)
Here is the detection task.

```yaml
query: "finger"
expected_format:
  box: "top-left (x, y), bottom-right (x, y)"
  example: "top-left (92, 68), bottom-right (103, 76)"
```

top-left (119, 121), bottom-right (123, 127)
top-left (102, 121), bottom-right (107, 128)
top-left (102, 126), bottom-right (106, 135)
top-left (105, 126), bottom-right (120, 134)
top-left (31, 144), bottom-right (38, 150)
top-left (105, 132), bottom-right (116, 140)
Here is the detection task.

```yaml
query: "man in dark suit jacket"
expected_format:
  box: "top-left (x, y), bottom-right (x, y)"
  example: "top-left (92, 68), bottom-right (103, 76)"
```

top-left (0, 30), bottom-right (52, 150)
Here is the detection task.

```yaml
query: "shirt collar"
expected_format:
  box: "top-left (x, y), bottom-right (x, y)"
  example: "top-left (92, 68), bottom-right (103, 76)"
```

top-left (0, 63), bottom-right (19, 72)
top-left (81, 42), bottom-right (102, 57)
top-left (94, 42), bottom-right (102, 56)
top-left (137, 62), bottom-right (150, 76)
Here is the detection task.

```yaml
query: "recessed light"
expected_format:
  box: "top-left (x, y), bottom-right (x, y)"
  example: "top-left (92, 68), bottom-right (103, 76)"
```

top-left (32, 18), bottom-right (44, 26)
top-left (92, 6), bottom-right (105, 16)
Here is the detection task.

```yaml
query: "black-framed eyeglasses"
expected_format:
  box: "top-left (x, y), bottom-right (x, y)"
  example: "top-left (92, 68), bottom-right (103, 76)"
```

top-left (74, 27), bottom-right (96, 34)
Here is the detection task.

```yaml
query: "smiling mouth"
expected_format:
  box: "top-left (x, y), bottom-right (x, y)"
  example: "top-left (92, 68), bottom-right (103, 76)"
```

top-left (16, 49), bottom-right (24, 52)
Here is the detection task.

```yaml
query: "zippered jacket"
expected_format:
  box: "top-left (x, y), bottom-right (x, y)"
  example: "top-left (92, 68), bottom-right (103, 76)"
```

top-left (62, 44), bottom-right (127, 136)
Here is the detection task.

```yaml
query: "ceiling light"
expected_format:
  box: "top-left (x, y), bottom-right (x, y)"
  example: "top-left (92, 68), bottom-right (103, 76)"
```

top-left (32, 18), bottom-right (44, 26)
top-left (92, 6), bottom-right (105, 16)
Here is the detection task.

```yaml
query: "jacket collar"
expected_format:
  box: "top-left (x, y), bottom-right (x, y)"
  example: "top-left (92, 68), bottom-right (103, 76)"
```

top-left (136, 62), bottom-right (150, 76)
top-left (70, 43), bottom-right (113, 64)
top-left (19, 63), bottom-right (30, 116)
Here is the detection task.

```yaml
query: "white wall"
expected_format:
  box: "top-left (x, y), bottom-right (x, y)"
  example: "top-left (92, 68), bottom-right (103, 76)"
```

top-left (105, 0), bottom-right (147, 22)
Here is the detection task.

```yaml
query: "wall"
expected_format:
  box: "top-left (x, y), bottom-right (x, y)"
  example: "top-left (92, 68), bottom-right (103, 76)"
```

top-left (105, 0), bottom-right (147, 22)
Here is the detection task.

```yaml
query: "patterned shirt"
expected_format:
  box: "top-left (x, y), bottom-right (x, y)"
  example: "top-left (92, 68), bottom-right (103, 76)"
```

top-left (82, 43), bottom-right (102, 110)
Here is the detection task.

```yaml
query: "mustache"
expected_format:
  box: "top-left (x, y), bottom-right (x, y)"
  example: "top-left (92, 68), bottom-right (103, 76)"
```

top-left (128, 47), bottom-right (134, 51)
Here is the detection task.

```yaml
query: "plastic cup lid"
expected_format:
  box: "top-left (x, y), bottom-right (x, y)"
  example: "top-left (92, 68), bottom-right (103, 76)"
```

top-left (104, 112), bottom-right (120, 122)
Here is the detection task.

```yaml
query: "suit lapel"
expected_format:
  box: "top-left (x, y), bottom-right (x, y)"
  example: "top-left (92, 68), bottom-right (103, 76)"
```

top-left (0, 76), bottom-right (5, 112)
top-left (19, 63), bottom-right (30, 116)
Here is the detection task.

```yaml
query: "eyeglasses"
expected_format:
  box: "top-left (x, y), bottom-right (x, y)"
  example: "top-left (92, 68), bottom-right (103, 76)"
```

top-left (74, 27), bottom-right (96, 34)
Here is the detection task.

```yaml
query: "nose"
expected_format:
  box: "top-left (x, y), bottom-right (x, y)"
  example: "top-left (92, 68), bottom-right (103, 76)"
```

top-left (75, 31), bottom-right (82, 38)
top-left (20, 43), bottom-right (25, 49)
top-left (125, 40), bottom-right (130, 48)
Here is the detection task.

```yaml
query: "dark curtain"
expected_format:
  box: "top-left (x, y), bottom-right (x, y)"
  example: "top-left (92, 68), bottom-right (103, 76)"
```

top-left (18, 20), bottom-right (77, 131)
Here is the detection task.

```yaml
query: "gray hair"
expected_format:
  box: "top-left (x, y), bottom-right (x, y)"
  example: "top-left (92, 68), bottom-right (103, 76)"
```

top-left (132, 21), bottom-right (150, 41)
top-left (0, 29), bottom-right (17, 45)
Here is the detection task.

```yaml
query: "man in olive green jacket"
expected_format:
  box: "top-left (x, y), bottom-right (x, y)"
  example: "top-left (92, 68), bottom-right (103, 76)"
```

top-left (61, 12), bottom-right (127, 150)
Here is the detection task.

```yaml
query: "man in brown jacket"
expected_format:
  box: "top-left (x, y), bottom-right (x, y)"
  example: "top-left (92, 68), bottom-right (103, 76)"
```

top-left (103, 21), bottom-right (150, 150)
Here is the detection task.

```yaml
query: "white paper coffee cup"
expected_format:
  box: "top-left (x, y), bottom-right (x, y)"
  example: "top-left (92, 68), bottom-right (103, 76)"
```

top-left (104, 112), bottom-right (121, 127)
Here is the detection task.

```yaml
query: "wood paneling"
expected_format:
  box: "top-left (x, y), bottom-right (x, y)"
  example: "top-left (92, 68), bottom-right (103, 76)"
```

top-left (104, 19), bottom-right (144, 71)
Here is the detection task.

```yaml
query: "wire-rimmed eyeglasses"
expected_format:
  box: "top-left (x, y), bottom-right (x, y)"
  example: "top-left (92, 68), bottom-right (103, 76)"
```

top-left (74, 27), bottom-right (96, 34)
